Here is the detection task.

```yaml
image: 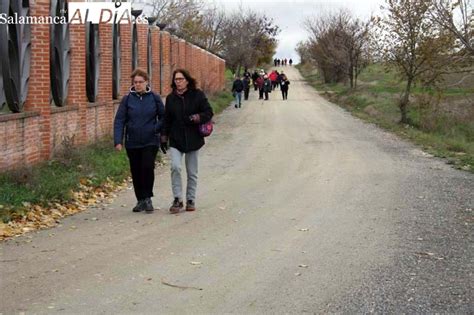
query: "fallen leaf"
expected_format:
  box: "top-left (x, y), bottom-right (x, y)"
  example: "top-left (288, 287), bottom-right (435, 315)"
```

top-left (298, 264), bottom-right (309, 268)
top-left (298, 228), bottom-right (309, 232)
top-left (190, 261), bottom-right (202, 265)
top-left (415, 252), bottom-right (435, 258)
top-left (161, 279), bottom-right (203, 290)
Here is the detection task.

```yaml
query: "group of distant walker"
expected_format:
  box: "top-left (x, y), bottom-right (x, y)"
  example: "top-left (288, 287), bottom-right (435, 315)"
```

top-left (232, 68), bottom-right (290, 107)
top-left (273, 58), bottom-right (292, 67)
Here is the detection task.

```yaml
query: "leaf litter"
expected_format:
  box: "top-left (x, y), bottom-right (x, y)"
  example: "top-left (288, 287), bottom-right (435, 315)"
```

top-left (0, 177), bottom-right (129, 240)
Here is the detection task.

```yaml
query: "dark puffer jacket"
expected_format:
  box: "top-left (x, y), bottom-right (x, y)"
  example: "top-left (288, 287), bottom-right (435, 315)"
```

top-left (114, 86), bottom-right (165, 149)
top-left (162, 89), bottom-right (214, 153)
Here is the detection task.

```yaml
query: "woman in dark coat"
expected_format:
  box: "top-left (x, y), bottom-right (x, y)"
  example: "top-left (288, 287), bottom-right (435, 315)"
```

top-left (114, 68), bottom-right (165, 213)
top-left (280, 74), bottom-right (290, 100)
top-left (263, 75), bottom-right (272, 100)
top-left (161, 69), bottom-right (214, 213)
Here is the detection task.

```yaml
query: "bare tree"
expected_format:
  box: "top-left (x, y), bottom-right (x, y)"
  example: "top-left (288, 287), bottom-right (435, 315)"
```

top-left (377, 0), bottom-right (455, 124)
top-left (200, 5), bottom-right (226, 53)
top-left (430, 0), bottom-right (473, 55)
top-left (221, 8), bottom-right (279, 75)
top-left (132, 0), bottom-right (205, 36)
top-left (295, 41), bottom-right (312, 65)
top-left (304, 10), bottom-right (371, 88)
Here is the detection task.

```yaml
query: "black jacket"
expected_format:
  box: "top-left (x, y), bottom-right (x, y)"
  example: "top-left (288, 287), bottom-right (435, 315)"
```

top-left (114, 86), bottom-right (165, 149)
top-left (162, 89), bottom-right (214, 153)
top-left (232, 79), bottom-right (244, 92)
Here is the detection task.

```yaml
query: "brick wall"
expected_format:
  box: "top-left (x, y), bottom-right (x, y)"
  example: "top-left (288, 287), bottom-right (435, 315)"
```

top-left (160, 31), bottom-right (172, 96)
top-left (150, 27), bottom-right (161, 93)
top-left (0, 1), bottom-right (225, 172)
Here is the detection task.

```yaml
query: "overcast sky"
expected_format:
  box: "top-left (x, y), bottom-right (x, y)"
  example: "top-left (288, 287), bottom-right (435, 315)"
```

top-left (206, 0), bottom-right (385, 63)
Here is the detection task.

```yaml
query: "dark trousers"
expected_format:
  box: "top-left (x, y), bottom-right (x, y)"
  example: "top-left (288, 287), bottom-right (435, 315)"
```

top-left (244, 88), bottom-right (250, 100)
top-left (281, 89), bottom-right (288, 100)
top-left (259, 88), bottom-right (264, 99)
top-left (264, 91), bottom-right (269, 100)
top-left (126, 146), bottom-right (159, 201)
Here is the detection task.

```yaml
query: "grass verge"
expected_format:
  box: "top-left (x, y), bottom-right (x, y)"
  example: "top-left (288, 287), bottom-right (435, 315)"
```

top-left (0, 139), bottom-right (130, 223)
top-left (207, 68), bottom-right (234, 114)
top-left (297, 63), bottom-right (474, 173)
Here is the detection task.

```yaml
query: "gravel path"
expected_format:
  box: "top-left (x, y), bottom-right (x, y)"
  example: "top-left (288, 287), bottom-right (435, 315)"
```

top-left (1, 67), bottom-right (472, 314)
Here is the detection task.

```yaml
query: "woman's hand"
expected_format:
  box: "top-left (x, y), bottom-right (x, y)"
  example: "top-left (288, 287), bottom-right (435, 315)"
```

top-left (115, 144), bottom-right (122, 151)
top-left (188, 114), bottom-right (201, 124)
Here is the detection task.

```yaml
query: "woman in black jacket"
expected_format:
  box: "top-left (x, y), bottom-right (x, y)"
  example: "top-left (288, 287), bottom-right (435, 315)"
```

top-left (161, 69), bottom-right (214, 213)
top-left (280, 74), bottom-right (290, 100)
top-left (114, 68), bottom-right (165, 213)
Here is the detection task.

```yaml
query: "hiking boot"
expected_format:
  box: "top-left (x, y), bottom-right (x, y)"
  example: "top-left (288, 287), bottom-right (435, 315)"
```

top-left (169, 198), bottom-right (183, 214)
top-left (144, 198), bottom-right (154, 213)
top-left (186, 200), bottom-right (196, 212)
top-left (132, 199), bottom-right (145, 212)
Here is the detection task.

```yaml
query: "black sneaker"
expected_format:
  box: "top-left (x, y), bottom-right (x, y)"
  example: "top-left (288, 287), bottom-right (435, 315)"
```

top-left (186, 200), bottom-right (196, 212)
top-left (132, 199), bottom-right (145, 212)
top-left (169, 198), bottom-right (183, 214)
top-left (144, 198), bottom-right (154, 213)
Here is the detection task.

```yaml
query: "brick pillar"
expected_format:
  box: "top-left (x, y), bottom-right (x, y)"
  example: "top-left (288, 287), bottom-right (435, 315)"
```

top-left (120, 23), bottom-right (132, 96)
top-left (23, 0), bottom-right (51, 160)
top-left (223, 59), bottom-right (226, 90)
top-left (178, 39), bottom-right (186, 69)
top-left (160, 31), bottom-right (172, 96)
top-left (207, 52), bottom-right (213, 93)
top-left (98, 23), bottom-right (112, 102)
top-left (185, 42), bottom-right (192, 73)
top-left (198, 48), bottom-right (204, 91)
top-left (200, 48), bottom-right (206, 91)
top-left (170, 35), bottom-right (179, 74)
top-left (137, 23), bottom-right (148, 70)
top-left (192, 45), bottom-right (200, 88)
top-left (219, 59), bottom-right (225, 91)
top-left (68, 17), bottom-right (88, 145)
top-left (150, 27), bottom-right (161, 93)
top-left (196, 47), bottom-right (202, 89)
top-left (213, 56), bottom-right (219, 93)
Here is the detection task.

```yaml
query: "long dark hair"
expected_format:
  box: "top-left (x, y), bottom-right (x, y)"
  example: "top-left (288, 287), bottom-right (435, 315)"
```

top-left (171, 69), bottom-right (197, 90)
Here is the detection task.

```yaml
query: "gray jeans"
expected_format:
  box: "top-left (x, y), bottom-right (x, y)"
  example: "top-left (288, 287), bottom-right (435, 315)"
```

top-left (170, 147), bottom-right (199, 202)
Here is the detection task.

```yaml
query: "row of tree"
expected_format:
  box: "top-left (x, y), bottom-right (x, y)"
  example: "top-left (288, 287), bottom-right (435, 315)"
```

top-left (297, 0), bottom-right (473, 124)
top-left (133, 0), bottom-right (280, 75)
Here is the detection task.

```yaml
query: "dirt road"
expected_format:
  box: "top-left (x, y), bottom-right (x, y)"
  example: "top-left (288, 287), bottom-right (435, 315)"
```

top-left (1, 67), bottom-right (472, 313)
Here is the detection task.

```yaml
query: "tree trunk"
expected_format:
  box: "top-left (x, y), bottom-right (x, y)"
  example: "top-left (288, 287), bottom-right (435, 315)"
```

top-left (399, 78), bottom-right (413, 124)
top-left (354, 66), bottom-right (358, 89)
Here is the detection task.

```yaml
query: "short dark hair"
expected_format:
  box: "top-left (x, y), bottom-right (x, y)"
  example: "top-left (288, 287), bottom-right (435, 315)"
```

top-left (131, 68), bottom-right (149, 81)
top-left (171, 69), bottom-right (197, 90)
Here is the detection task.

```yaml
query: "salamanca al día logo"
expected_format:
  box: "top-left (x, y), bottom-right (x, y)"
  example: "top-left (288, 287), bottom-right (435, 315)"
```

top-left (0, 13), bottom-right (67, 24)
top-left (0, 2), bottom-right (148, 25)
top-left (69, 2), bottom-right (147, 24)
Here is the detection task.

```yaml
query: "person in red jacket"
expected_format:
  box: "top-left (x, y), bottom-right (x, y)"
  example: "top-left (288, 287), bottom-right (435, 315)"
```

top-left (269, 70), bottom-right (278, 90)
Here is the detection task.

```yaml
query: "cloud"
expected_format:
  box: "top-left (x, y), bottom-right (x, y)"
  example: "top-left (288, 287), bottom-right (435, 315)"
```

top-left (206, 0), bottom-right (383, 63)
